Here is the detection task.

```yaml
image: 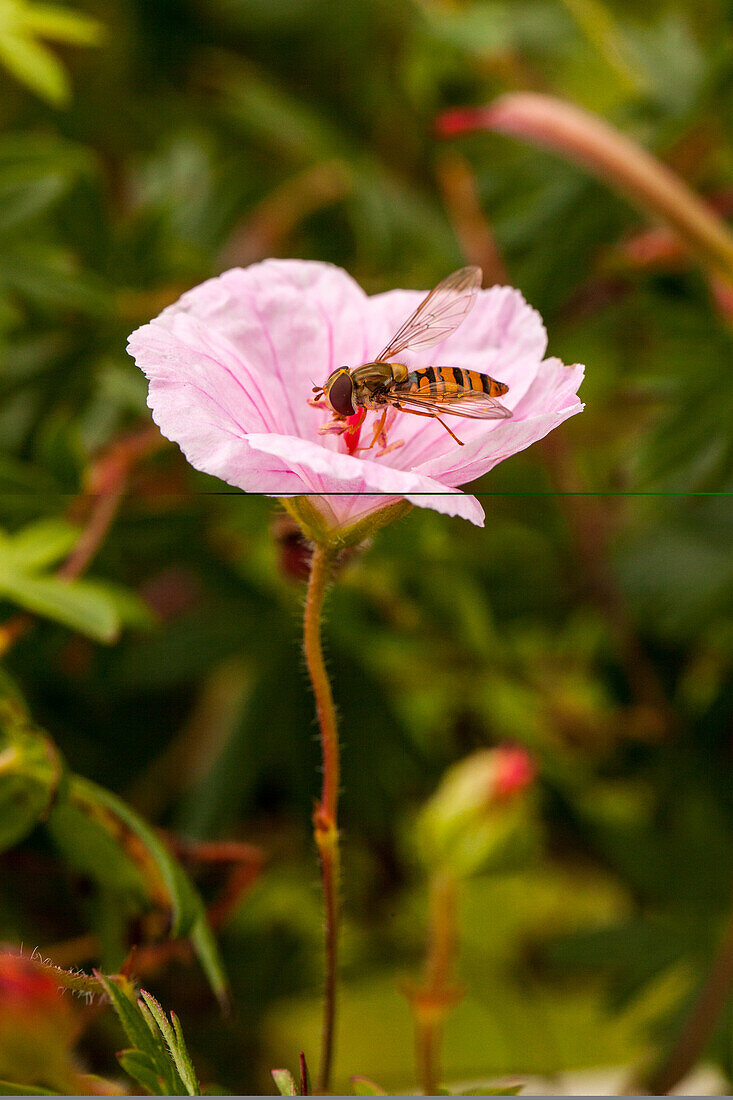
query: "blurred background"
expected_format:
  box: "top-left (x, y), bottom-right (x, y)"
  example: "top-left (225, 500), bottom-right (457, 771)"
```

top-left (0, 0), bottom-right (732, 1094)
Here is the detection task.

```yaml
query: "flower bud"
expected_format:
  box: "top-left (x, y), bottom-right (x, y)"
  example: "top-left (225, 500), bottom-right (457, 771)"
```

top-left (0, 952), bottom-right (80, 1092)
top-left (271, 513), bottom-right (313, 581)
top-left (416, 746), bottom-right (536, 878)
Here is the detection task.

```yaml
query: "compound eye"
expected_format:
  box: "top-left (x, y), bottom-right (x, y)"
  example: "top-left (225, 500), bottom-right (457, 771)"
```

top-left (327, 371), bottom-right (355, 417)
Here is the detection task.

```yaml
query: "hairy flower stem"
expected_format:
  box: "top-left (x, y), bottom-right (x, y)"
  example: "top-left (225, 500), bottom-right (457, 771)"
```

top-left (303, 543), bottom-right (340, 1092)
top-left (414, 872), bottom-right (461, 1096)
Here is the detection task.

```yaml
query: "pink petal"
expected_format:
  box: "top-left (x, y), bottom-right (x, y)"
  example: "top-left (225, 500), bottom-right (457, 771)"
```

top-left (128, 260), bottom-right (584, 527)
top-left (129, 260), bottom-right (370, 445)
top-left (245, 433), bottom-right (485, 524)
top-left (418, 360), bottom-right (585, 485)
top-left (365, 285), bottom-right (548, 467)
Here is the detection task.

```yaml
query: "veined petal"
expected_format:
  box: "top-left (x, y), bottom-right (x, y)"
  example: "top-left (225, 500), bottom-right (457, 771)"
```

top-left (129, 260), bottom-right (584, 528)
top-left (416, 360), bottom-right (585, 485)
top-left (245, 433), bottom-right (485, 524)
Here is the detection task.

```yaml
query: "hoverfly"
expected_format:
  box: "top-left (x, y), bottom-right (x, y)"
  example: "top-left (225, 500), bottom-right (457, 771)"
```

top-left (311, 266), bottom-right (512, 454)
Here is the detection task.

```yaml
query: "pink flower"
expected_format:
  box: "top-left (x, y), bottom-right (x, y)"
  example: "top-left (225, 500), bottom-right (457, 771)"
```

top-left (127, 260), bottom-right (583, 528)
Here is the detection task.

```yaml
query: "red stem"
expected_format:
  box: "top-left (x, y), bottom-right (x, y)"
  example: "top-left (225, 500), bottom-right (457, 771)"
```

top-left (303, 543), bottom-right (340, 1092)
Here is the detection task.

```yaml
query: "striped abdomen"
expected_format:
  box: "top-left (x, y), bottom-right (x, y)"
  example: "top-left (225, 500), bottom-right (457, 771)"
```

top-left (397, 366), bottom-right (508, 398)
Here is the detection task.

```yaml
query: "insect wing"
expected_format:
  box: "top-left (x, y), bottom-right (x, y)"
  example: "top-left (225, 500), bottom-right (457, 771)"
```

top-left (375, 266), bottom-right (482, 362)
top-left (386, 383), bottom-right (512, 420)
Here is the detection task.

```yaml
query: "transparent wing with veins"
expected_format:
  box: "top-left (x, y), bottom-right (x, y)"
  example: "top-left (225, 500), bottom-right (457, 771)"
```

top-left (386, 383), bottom-right (512, 420)
top-left (375, 266), bottom-right (482, 362)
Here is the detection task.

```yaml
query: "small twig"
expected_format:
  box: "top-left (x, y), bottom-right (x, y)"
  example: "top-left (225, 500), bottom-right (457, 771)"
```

top-left (0, 424), bottom-right (165, 658)
top-left (434, 150), bottom-right (508, 285)
top-left (221, 160), bottom-right (351, 267)
top-left (172, 838), bottom-right (264, 930)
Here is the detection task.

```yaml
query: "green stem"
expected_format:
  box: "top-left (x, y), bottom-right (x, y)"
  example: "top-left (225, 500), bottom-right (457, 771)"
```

top-left (303, 543), bottom-right (340, 1092)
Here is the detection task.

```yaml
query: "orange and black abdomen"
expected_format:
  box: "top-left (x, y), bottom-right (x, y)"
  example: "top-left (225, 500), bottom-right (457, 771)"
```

top-left (399, 366), bottom-right (508, 398)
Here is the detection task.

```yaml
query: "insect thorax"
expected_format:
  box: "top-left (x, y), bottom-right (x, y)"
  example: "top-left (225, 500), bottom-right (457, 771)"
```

top-left (353, 362), bottom-right (408, 385)
top-left (349, 362), bottom-right (406, 409)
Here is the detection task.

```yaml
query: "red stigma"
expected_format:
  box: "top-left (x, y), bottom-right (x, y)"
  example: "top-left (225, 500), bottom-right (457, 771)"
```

top-left (343, 407), bottom-right (366, 454)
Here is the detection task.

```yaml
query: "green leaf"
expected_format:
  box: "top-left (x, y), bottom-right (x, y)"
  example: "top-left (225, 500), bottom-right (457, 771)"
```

top-left (139, 992), bottom-right (200, 1096)
top-left (0, 133), bottom-right (94, 236)
top-left (171, 1011), bottom-right (201, 1097)
top-left (189, 909), bottom-right (230, 1013)
top-left (270, 1069), bottom-right (298, 1096)
top-left (0, 521), bottom-right (127, 640)
top-left (0, 1081), bottom-right (59, 1095)
top-left (351, 1076), bottom-right (388, 1095)
top-left (48, 775), bottom-right (229, 1006)
top-left (4, 518), bottom-right (79, 570)
top-left (0, 568), bottom-right (120, 641)
top-left (18, 3), bottom-right (104, 47)
top-left (0, 0), bottom-right (104, 105)
top-left (459, 1087), bottom-right (523, 1096)
top-left (0, 689), bottom-right (64, 851)
top-left (89, 579), bottom-right (156, 630)
top-left (0, 29), bottom-right (69, 105)
top-left (96, 974), bottom-right (184, 1096)
top-left (96, 973), bottom-right (165, 1064)
top-left (0, 243), bottom-right (111, 313)
top-left (116, 1050), bottom-right (167, 1096)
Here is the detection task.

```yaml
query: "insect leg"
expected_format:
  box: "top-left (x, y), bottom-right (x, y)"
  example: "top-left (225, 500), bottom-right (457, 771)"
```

top-left (358, 408), bottom-right (388, 451)
top-left (392, 405), bottom-right (464, 446)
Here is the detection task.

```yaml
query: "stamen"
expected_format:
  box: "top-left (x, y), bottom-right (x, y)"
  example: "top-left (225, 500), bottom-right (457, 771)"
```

top-left (377, 439), bottom-right (404, 457)
top-left (318, 419), bottom-right (348, 436)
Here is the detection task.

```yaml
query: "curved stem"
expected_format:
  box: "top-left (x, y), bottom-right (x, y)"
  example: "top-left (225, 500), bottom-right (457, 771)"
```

top-left (638, 906), bottom-right (733, 1094)
top-left (303, 543), bottom-right (340, 1092)
top-left (438, 94), bottom-right (733, 279)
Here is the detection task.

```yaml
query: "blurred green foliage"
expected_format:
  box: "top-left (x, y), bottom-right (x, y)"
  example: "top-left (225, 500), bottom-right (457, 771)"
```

top-left (0, 0), bottom-right (732, 1094)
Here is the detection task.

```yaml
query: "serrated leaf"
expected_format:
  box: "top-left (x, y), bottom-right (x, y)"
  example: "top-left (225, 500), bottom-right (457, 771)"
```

top-left (97, 974), bottom-right (183, 1096)
top-left (96, 974), bottom-right (162, 1061)
top-left (270, 1069), bottom-right (298, 1095)
top-left (139, 992), bottom-right (200, 1096)
top-left (116, 1050), bottom-right (166, 1096)
top-left (171, 1010), bottom-right (200, 1097)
